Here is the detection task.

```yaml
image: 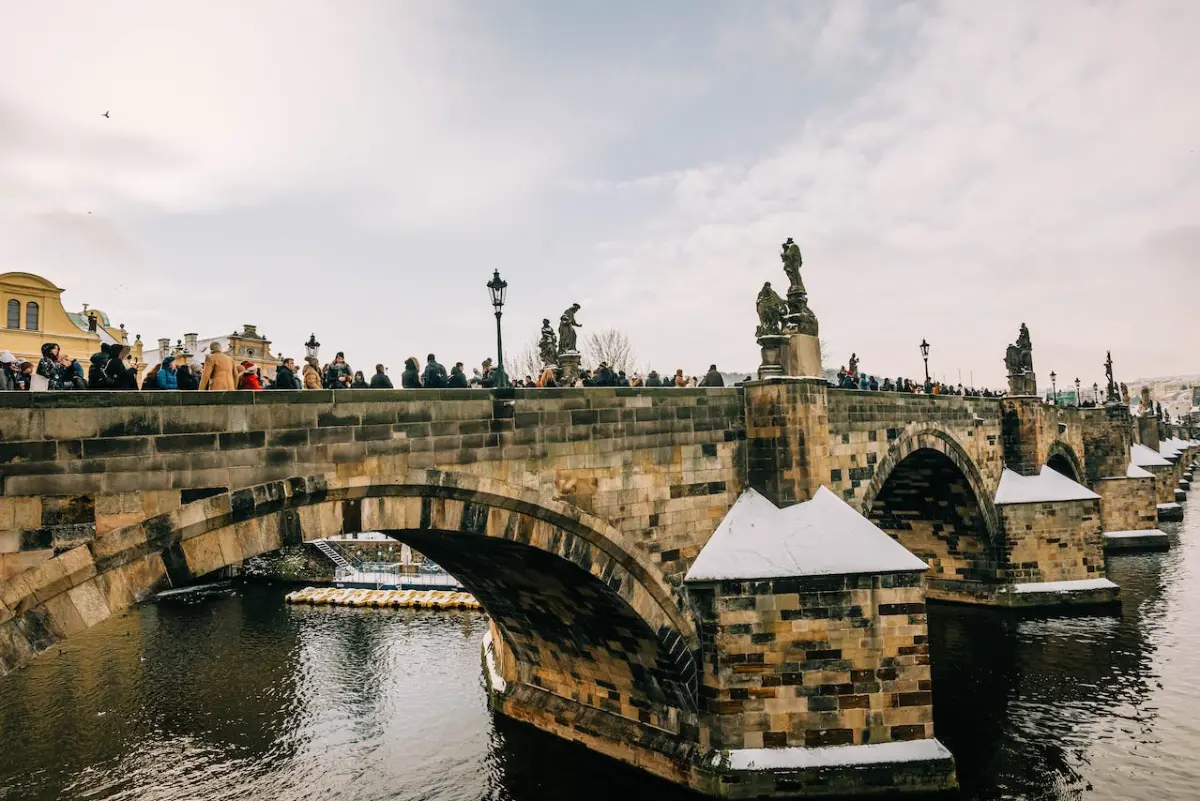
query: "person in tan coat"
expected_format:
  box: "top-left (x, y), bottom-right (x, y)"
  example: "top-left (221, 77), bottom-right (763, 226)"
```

top-left (302, 356), bottom-right (323, 389)
top-left (200, 341), bottom-right (239, 390)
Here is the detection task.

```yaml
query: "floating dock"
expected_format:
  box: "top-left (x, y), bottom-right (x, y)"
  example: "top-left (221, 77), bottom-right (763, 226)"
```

top-left (285, 586), bottom-right (482, 610)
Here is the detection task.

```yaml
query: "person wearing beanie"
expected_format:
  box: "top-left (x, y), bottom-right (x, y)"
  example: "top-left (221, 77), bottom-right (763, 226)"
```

top-left (155, 355), bottom-right (179, 390)
top-left (325, 351), bottom-right (352, 388)
top-left (0, 350), bottom-right (17, 391)
top-left (302, 356), bottom-right (323, 389)
top-left (237, 362), bottom-right (262, 390)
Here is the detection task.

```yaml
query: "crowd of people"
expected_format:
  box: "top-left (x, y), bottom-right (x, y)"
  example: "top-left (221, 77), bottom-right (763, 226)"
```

top-left (0, 338), bottom-right (740, 393)
top-left (0, 340), bottom-right (1015, 399)
top-left (832, 364), bottom-right (1006, 397)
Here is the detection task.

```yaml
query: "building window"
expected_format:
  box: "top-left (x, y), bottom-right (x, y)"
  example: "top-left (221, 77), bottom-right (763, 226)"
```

top-left (25, 301), bottom-right (39, 331)
top-left (5, 299), bottom-right (18, 329)
top-left (247, 348), bottom-right (255, 357)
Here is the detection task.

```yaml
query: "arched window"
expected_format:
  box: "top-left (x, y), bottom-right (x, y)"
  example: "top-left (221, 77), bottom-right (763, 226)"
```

top-left (24, 301), bottom-right (39, 331)
top-left (5, 299), bottom-right (18, 329)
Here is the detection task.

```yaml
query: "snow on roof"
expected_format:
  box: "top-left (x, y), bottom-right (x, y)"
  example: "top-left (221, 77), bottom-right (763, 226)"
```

top-left (684, 487), bottom-right (928, 582)
top-left (994, 466), bottom-right (1099, 505)
top-left (1127, 464), bottom-right (1155, 479)
top-left (1131, 444), bottom-right (1172, 467)
top-left (1160, 440), bottom-right (1184, 458)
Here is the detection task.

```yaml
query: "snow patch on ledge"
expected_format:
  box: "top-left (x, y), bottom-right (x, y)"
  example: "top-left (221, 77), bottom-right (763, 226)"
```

top-left (1104, 530), bottom-right (1168, 539)
top-left (1011, 578), bottom-right (1118, 594)
top-left (685, 487), bottom-right (928, 582)
top-left (722, 738), bottom-right (953, 772)
top-left (1158, 503), bottom-right (1182, 511)
top-left (1131, 444), bottom-right (1172, 467)
top-left (1127, 464), bottom-right (1155, 479)
top-left (994, 466), bottom-right (1100, 505)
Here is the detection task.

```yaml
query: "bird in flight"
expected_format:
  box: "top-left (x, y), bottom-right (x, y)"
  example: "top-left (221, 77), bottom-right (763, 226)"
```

top-left (102, 110), bottom-right (110, 118)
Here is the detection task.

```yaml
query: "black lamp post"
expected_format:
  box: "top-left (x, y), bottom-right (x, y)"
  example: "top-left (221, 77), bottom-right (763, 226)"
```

top-left (1074, 377), bottom-right (1081, 407)
top-left (1050, 371), bottom-right (1057, 404)
top-left (304, 333), bottom-right (320, 362)
top-left (919, 339), bottom-right (931, 392)
top-left (487, 269), bottom-right (510, 388)
top-left (1093, 382), bottom-right (1099, 404)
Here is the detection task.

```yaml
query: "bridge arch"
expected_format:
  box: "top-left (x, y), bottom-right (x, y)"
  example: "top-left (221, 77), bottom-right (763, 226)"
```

top-left (1045, 440), bottom-right (1085, 483)
top-left (861, 426), bottom-right (1001, 585)
top-left (1, 469), bottom-right (699, 729)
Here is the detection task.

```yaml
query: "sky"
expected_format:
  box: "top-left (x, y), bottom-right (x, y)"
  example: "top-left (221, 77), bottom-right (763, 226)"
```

top-left (1, 0), bottom-right (1198, 388)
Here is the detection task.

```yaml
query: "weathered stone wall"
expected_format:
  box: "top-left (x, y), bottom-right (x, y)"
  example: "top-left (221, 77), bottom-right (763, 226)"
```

top-left (743, 379), bottom-right (830, 508)
top-left (1094, 477), bottom-right (1158, 532)
top-left (825, 390), bottom-right (1004, 512)
top-left (1080, 405), bottom-right (1133, 482)
top-left (996, 499), bottom-right (1104, 583)
top-left (1000, 398), bottom-right (1088, 480)
top-left (690, 573), bottom-right (934, 751)
top-left (0, 388), bottom-right (747, 590)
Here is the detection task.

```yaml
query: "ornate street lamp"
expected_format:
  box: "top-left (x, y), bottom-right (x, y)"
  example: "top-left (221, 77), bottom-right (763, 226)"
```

top-left (305, 333), bottom-right (321, 361)
top-left (919, 339), bottom-right (931, 392)
top-left (1074, 377), bottom-right (1081, 406)
top-left (487, 269), bottom-right (510, 388)
top-left (1050, 371), bottom-right (1057, 404)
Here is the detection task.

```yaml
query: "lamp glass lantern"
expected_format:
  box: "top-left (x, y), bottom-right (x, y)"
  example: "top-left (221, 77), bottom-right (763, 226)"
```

top-left (304, 333), bottom-right (321, 361)
top-left (486, 270), bottom-right (510, 388)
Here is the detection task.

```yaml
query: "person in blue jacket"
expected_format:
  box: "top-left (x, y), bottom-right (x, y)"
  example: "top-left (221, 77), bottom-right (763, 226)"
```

top-left (155, 355), bottom-right (179, 389)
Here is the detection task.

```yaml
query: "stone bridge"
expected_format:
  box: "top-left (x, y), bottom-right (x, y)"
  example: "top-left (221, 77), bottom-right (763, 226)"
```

top-left (1, 383), bottom-right (1195, 797)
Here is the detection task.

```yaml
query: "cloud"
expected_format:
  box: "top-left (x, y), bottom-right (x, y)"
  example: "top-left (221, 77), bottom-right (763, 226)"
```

top-left (578, 0), bottom-right (1200, 384)
top-left (0, 1), bottom-right (1196, 385)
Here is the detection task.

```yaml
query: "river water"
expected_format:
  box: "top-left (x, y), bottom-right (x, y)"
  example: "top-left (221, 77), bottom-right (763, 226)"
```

top-left (1, 511), bottom-right (1197, 801)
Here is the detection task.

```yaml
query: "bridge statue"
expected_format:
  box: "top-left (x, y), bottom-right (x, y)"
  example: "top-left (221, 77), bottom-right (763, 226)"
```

top-left (754, 282), bottom-right (788, 337)
top-left (1140, 385), bottom-right (1153, 415)
top-left (1004, 323), bottom-right (1037, 396)
top-left (557, 304), bottom-right (582, 354)
top-left (848, 353), bottom-right (859, 375)
top-left (780, 237), bottom-right (804, 298)
top-left (537, 319), bottom-right (558, 367)
top-left (1120, 382), bottom-right (1130, 405)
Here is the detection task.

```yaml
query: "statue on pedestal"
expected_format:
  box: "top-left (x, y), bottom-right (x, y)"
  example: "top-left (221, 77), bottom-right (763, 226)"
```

top-left (781, 237), bottom-right (805, 298)
top-left (538, 319), bottom-right (558, 367)
top-left (1140, 385), bottom-right (1153, 415)
top-left (755, 282), bottom-right (789, 337)
top-left (557, 304), bottom-right (582, 354)
top-left (1120, 382), bottom-right (1130, 405)
top-left (848, 353), bottom-right (859, 375)
top-left (1005, 324), bottom-right (1036, 395)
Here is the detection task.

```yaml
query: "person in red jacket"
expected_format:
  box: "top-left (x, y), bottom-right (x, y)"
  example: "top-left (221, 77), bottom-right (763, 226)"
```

top-left (237, 362), bottom-right (262, 390)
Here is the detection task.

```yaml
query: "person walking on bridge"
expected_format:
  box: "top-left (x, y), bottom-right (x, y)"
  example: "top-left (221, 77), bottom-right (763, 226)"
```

top-left (370, 364), bottom-right (393, 388)
top-left (302, 357), bottom-right (323, 389)
top-left (200, 342), bottom-right (238, 390)
top-left (422, 354), bottom-right (447, 388)
top-left (274, 358), bottom-right (301, 390)
top-left (699, 364), bottom-right (724, 387)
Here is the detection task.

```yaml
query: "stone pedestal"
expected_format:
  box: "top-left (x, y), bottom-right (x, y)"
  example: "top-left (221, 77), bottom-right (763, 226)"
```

top-left (784, 332), bottom-right (822, 378)
top-left (557, 351), bottom-right (581, 387)
top-left (756, 335), bottom-right (787, 380)
top-left (1138, 415), bottom-right (1160, 451)
top-left (1007, 371), bottom-right (1037, 397)
top-left (684, 487), bottom-right (958, 797)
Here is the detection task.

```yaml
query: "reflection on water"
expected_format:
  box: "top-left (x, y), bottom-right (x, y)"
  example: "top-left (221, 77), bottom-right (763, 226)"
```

top-left (2, 510), bottom-right (1199, 800)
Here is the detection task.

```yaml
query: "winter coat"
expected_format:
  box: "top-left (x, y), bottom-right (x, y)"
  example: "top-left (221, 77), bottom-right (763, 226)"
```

top-left (200, 351), bottom-right (239, 390)
top-left (422, 359), bottom-right (447, 389)
top-left (370, 371), bottom-right (394, 389)
top-left (274, 363), bottom-right (301, 390)
top-left (446, 366), bottom-right (468, 388)
top-left (325, 361), bottom-right (353, 389)
top-left (104, 351), bottom-right (139, 390)
top-left (593, 367), bottom-right (615, 387)
top-left (401, 358), bottom-right (421, 388)
top-left (238, 371), bottom-right (262, 391)
top-left (156, 367), bottom-right (179, 390)
top-left (302, 363), bottom-right (323, 389)
top-left (351, 376), bottom-right (369, 388)
top-left (0, 358), bottom-right (16, 392)
top-left (645, 372), bottom-right (662, 387)
top-left (36, 344), bottom-right (66, 390)
top-left (176, 365), bottom-right (200, 390)
top-left (698, 369), bottom-right (724, 387)
top-left (87, 351), bottom-right (112, 389)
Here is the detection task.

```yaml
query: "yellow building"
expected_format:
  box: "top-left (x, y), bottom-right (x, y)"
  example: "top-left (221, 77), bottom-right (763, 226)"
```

top-left (0, 271), bottom-right (143, 367)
